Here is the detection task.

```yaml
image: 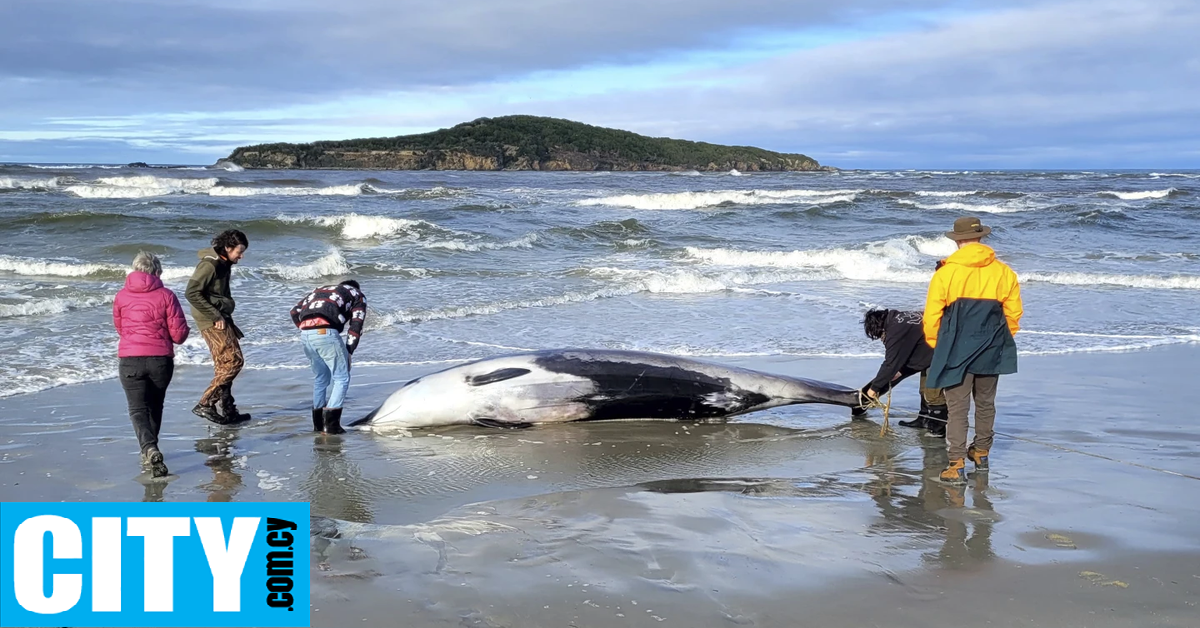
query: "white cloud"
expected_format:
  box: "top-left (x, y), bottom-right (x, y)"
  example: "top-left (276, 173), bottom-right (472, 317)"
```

top-left (1, 0), bottom-right (1196, 167)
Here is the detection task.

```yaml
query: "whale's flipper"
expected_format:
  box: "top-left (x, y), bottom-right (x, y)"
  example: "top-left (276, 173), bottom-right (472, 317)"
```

top-left (349, 406), bottom-right (379, 427)
top-left (468, 368), bottom-right (531, 387)
top-left (472, 417), bottom-right (533, 429)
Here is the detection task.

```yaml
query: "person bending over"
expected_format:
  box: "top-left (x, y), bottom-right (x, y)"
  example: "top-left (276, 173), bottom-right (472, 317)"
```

top-left (290, 279), bottom-right (368, 435)
top-left (861, 307), bottom-right (948, 437)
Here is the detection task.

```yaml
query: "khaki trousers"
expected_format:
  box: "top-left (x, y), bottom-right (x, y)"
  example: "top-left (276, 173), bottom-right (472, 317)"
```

top-left (943, 373), bottom-right (999, 460)
top-left (919, 370), bottom-right (946, 406)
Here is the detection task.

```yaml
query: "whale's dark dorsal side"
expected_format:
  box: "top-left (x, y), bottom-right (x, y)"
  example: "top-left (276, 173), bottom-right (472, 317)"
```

top-left (531, 351), bottom-right (771, 421)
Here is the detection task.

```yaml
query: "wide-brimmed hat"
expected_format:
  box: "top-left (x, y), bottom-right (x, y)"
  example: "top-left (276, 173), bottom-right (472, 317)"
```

top-left (945, 216), bottom-right (991, 241)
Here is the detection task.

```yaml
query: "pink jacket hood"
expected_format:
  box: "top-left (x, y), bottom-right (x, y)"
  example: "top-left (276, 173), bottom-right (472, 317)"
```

top-left (113, 271), bottom-right (191, 358)
top-left (125, 269), bottom-right (164, 293)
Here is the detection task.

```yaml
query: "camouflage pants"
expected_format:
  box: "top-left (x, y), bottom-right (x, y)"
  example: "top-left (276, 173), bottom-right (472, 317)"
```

top-left (199, 325), bottom-right (244, 409)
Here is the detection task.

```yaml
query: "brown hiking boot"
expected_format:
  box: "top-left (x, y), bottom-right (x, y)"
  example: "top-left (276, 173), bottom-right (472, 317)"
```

top-left (938, 458), bottom-right (967, 485)
top-left (146, 447), bottom-right (169, 478)
top-left (967, 445), bottom-right (989, 470)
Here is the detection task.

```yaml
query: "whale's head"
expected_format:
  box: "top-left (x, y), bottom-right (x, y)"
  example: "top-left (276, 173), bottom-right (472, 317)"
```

top-left (353, 362), bottom-right (518, 428)
top-left (351, 355), bottom-right (574, 429)
top-left (352, 377), bottom-right (444, 429)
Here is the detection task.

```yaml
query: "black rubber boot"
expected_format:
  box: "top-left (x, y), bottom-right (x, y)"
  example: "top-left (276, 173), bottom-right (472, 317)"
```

top-left (219, 391), bottom-right (252, 423)
top-left (900, 395), bottom-right (931, 429)
top-left (322, 407), bottom-right (346, 435)
top-left (193, 403), bottom-right (228, 425)
top-left (925, 405), bottom-right (948, 438)
top-left (312, 407), bottom-right (325, 432)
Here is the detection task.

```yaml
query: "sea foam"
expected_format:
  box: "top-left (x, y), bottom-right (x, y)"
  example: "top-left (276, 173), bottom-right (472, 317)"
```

top-left (576, 189), bottom-right (860, 210)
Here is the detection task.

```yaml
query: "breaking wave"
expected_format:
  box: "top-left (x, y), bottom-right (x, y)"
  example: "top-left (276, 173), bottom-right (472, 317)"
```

top-left (678, 236), bottom-right (1200, 292)
top-left (0, 296), bottom-right (114, 319)
top-left (1021, 271), bottom-right (1200, 290)
top-left (0, 255), bottom-right (193, 282)
top-left (1096, 189), bottom-right (1178, 200)
top-left (576, 189), bottom-right (859, 210)
top-left (896, 199), bottom-right (1039, 214)
top-left (682, 235), bottom-right (957, 283)
top-left (275, 213), bottom-right (448, 240)
top-left (421, 233), bottom-right (539, 252)
top-left (0, 176), bottom-right (66, 191)
top-left (261, 250), bottom-right (352, 281)
top-left (2, 174), bottom-right (458, 199)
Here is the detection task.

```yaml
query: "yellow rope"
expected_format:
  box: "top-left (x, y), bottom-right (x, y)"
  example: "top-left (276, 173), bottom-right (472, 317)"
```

top-left (878, 387), bottom-right (893, 438)
top-left (857, 388), bottom-right (895, 437)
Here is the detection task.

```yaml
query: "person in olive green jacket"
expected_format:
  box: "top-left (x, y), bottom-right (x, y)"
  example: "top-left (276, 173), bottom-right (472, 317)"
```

top-left (186, 229), bottom-right (251, 424)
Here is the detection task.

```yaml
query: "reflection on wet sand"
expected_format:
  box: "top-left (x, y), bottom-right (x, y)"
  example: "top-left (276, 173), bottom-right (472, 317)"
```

top-left (303, 434), bottom-right (375, 524)
top-left (195, 427), bottom-right (244, 502)
top-left (860, 438), bottom-right (998, 571)
top-left (340, 418), bottom-right (909, 523)
top-left (930, 471), bottom-right (995, 571)
top-left (305, 418), bottom-right (1013, 626)
top-left (141, 478), bottom-right (166, 502)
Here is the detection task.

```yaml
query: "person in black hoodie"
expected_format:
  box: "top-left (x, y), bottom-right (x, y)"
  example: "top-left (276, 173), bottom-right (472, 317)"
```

top-left (859, 307), bottom-right (948, 437)
top-left (290, 279), bottom-right (367, 434)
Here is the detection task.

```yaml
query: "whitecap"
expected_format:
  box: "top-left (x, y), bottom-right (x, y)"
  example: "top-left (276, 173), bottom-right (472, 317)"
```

top-left (1020, 271), bottom-right (1200, 290)
top-left (1096, 189), bottom-right (1176, 200)
top-left (261, 249), bottom-right (352, 281)
top-left (576, 189), bottom-right (860, 210)
top-left (275, 213), bottom-right (444, 240)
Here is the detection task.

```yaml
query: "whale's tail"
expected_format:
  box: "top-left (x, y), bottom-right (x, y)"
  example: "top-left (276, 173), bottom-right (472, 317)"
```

top-left (778, 374), bottom-right (863, 407)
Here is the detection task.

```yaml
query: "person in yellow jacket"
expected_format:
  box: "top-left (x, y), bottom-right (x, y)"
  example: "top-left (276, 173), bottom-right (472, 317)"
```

top-left (923, 216), bottom-right (1023, 485)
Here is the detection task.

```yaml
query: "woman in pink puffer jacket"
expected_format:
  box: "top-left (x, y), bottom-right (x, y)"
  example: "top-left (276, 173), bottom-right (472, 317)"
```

top-left (113, 251), bottom-right (190, 478)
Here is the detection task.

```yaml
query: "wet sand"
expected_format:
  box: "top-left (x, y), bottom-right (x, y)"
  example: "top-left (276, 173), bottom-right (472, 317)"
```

top-left (1, 346), bottom-right (1198, 627)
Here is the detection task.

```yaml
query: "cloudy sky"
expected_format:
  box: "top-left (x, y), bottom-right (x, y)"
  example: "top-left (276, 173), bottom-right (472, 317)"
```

top-left (1, 0), bottom-right (1196, 168)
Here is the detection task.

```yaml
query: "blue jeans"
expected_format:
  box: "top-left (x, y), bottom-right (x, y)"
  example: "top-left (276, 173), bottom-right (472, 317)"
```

top-left (301, 329), bottom-right (350, 409)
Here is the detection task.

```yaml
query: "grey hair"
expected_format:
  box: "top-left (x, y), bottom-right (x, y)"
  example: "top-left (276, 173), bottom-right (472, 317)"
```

top-left (131, 251), bottom-right (163, 276)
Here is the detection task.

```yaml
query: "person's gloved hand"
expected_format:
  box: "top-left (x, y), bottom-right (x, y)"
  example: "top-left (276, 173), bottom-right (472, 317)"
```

top-left (935, 259), bottom-right (946, 270)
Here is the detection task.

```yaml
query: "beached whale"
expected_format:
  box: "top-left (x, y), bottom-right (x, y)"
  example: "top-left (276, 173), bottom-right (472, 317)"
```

top-left (352, 348), bottom-right (864, 429)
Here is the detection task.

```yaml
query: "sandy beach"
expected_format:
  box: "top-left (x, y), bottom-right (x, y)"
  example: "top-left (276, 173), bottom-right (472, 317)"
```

top-left (4, 0), bottom-right (1199, 625)
top-left (2, 344), bottom-right (1197, 627)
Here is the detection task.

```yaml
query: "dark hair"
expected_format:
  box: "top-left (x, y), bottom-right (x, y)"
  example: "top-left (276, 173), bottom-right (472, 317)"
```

top-left (211, 229), bottom-right (249, 256)
top-left (863, 308), bottom-right (889, 340)
top-left (339, 279), bottom-right (360, 291)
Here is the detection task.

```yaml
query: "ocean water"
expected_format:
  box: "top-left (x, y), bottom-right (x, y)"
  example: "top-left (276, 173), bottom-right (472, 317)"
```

top-left (1, 164), bottom-right (1198, 399)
